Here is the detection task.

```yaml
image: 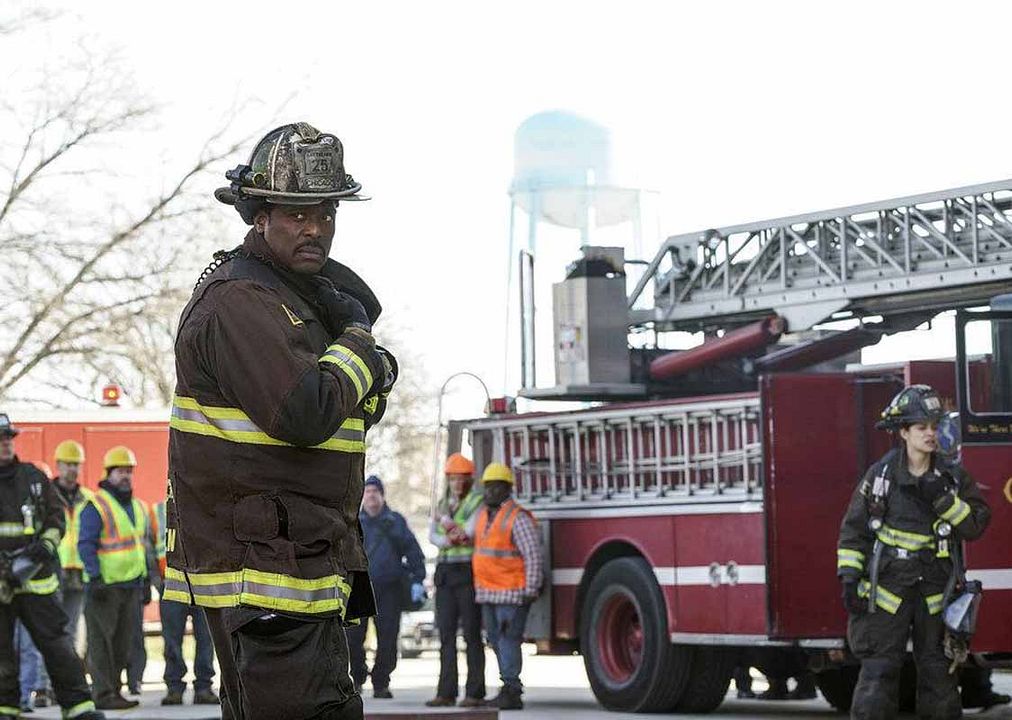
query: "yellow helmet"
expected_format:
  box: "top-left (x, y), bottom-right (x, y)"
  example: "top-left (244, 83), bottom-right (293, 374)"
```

top-left (481, 462), bottom-right (514, 484)
top-left (103, 445), bottom-right (137, 470)
top-left (54, 440), bottom-right (85, 464)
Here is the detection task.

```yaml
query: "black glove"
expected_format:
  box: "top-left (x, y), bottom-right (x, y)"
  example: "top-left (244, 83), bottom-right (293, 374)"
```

top-left (920, 473), bottom-right (949, 504)
top-left (841, 579), bottom-right (865, 616)
top-left (316, 282), bottom-right (371, 334)
top-left (25, 539), bottom-right (55, 565)
top-left (142, 584), bottom-right (153, 606)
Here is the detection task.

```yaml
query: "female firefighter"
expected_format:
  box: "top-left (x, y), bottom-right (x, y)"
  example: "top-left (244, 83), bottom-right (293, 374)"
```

top-left (836, 384), bottom-right (991, 720)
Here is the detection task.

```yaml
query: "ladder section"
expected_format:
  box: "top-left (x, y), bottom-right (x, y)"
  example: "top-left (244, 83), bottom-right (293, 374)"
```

top-left (629, 180), bottom-right (1012, 333)
top-left (468, 396), bottom-right (762, 506)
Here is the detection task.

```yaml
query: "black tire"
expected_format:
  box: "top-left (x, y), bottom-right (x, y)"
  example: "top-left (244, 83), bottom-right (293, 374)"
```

top-left (671, 646), bottom-right (734, 713)
top-left (815, 666), bottom-right (860, 712)
top-left (580, 557), bottom-right (692, 712)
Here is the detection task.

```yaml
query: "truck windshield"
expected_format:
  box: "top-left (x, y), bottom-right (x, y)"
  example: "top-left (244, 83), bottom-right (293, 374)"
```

top-left (963, 316), bottom-right (1012, 414)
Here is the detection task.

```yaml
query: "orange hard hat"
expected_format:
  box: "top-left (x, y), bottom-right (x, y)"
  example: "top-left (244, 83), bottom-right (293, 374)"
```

top-left (444, 453), bottom-right (475, 476)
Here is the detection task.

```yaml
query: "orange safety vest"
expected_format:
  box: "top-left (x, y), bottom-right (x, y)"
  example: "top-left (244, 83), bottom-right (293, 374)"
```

top-left (473, 499), bottom-right (533, 592)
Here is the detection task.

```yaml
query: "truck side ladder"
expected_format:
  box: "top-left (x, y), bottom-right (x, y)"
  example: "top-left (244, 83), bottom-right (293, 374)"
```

top-left (466, 396), bottom-right (762, 507)
top-left (629, 180), bottom-right (1012, 333)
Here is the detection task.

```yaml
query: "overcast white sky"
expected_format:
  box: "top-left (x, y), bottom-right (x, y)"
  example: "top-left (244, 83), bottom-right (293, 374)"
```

top-left (20, 0), bottom-right (1012, 414)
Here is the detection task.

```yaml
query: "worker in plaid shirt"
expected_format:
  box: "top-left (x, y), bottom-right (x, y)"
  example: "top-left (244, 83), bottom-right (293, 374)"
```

top-left (471, 463), bottom-right (543, 711)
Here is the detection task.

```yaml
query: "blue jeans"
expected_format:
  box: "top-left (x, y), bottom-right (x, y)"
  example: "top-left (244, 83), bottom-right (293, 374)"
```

top-left (160, 599), bottom-right (215, 693)
top-left (16, 620), bottom-right (50, 705)
top-left (481, 603), bottom-right (530, 693)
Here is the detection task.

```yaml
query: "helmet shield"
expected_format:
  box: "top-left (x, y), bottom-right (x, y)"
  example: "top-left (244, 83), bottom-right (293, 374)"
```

top-left (215, 122), bottom-right (368, 223)
top-left (877, 384), bottom-right (946, 430)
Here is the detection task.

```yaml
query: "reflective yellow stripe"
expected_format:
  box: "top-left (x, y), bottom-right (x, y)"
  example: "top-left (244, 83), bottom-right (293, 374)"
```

top-left (837, 548), bottom-right (865, 570)
top-left (925, 593), bottom-right (945, 615)
top-left (319, 343), bottom-right (374, 403)
top-left (164, 566), bottom-right (352, 616)
top-left (857, 579), bottom-right (903, 614)
top-left (0, 522), bottom-right (29, 537)
top-left (940, 497), bottom-right (971, 526)
top-left (171, 396), bottom-right (365, 453)
top-left (876, 524), bottom-right (934, 552)
top-left (64, 699), bottom-right (97, 718)
top-left (14, 573), bottom-right (59, 596)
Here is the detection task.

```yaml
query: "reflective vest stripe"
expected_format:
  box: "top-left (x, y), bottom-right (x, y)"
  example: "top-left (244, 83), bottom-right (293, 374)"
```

top-left (171, 396), bottom-right (365, 453)
top-left (837, 548), bottom-right (865, 571)
top-left (476, 547), bottom-right (522, 558)
top-left (58, 488), bottom-right (94, 570)
top-left (164, 567), bottom-right (352, 616)
top-left (319, 343), bottom-right (374, 403)
top-left (875, 524), bottom-right (934, 552)
top-left (939, 497), bottom-right (972, 526)
top-left (436, 492), bottom-right (483, 562)
top-left (86, 491), bottom-right (147, 584)
top-left (925, 593), bottom-right (945, 615)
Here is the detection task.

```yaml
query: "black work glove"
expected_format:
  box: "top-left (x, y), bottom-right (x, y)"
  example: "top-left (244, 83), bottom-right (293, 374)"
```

top-left (920, 473), bottom-right (949, 504)
top-left (841, 579), bottom-right (865, 616)
top-left (142, 584), bottom-right (153, 606)
top-left (25, 538), bottom-right (55, 565)
top-left (315, 280), bottom-right (371, 334)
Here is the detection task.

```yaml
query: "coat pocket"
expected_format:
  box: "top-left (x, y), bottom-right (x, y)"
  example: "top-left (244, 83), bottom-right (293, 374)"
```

top-left (233, 494), bottom-right (280, 542)
top-left (277, 494), bottom-right (348, 557)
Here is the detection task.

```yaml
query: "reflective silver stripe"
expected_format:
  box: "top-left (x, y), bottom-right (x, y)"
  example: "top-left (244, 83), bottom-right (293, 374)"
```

top-left (173, 407), bottom-right (260, 433)
top-left (243, 581), bottom-right (345, 604)
top-left (439, 553), bottom-right (474, 563)
top-left (476, 548), bottom-right (522, 558)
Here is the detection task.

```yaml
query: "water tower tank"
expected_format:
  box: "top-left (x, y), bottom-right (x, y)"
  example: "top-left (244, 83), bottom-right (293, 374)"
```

top-left (510, 111), bottom-right (637, 229)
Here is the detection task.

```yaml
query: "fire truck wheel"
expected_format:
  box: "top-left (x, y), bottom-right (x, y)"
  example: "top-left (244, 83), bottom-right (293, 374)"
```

top-left (814, 666), bottom-right (859, 712)
top-left (580, 557), bottom-right (691, 712)
top-left (671, 646), bottom-right (734, 712)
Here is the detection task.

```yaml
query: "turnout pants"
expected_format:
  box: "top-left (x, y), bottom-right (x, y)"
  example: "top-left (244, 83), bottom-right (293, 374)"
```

top-left (205, 607), bottom-right (361, 720)
top-left (84, 585), bottom-right (140, 701)
top-left (346, 579), bottom-right (401, 691)
top-left (434, 563), bottom-right (485, 700)
top-left (848, 585), bottom-right (960, 720)
top-left (0, 592), bottom-right (94, 716)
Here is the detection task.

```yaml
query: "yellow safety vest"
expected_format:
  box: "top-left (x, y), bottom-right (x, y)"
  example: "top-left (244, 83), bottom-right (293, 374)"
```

top-left (436, 491), bottom-right (484, 563)
top-left (57, 486), bottom-right (95, 571)
top-left (85, 490), bottom-right (147, 584)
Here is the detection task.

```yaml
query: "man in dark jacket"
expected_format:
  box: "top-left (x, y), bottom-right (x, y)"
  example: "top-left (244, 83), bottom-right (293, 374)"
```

top-left (837, 385), bottom-right (991, 720)
top-left (346, 476), bottom-right (425, 699)
top-left (78, 446), bottom-right (147, 711)
top-left (0, 413), bottom-right (103, 720)
top-left (166, 123), bottom-right (395, 720)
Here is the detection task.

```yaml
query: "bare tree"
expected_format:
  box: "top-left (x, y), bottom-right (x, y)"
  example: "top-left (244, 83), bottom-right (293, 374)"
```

top-left (0, 7), bottom-right (250, 407)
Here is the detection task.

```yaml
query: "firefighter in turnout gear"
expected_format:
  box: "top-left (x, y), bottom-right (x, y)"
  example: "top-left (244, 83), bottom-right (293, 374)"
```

top-left (52, 440), bottom-right (93, 644)
top-left (78, 446), bottom-right (147, 711)
top-left (0, 414), bottom-right (104, 720)
top-left (425, 453), bottom-right (486, 708)
top-left (167, 122), bottom-right (395, 720)
top-left (837, 385), bottom-right (991, 720)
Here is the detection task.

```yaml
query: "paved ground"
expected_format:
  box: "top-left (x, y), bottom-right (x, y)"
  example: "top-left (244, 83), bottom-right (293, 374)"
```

top-left (29, 645), bottom-right (1012, 719)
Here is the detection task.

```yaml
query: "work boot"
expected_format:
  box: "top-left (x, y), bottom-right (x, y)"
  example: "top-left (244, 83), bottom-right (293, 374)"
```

top-left (76, 712), bottom-right (108, 720)
top-left (96, 694), bottom-right (140, 710)
top-left (373, 687), bottom-right (393, 699)
top-left (425, 697), bottom-right (455, 707)
top-left (193, 688), bottom-right (220, 705)
top-left (458, 697), bottom-right (484, 707)
top-left (737, 688), bottom-right (757, 699)
top-left (495, 688), bottom-right (524, 711)
top-left (963, 689), bottom-right (1012, 709)
top-left (161, 690), bottom-right (184, 705)
top-left (127, 684), bottom-right (142, 696)
top-left (759, 678), bottom-right (789, 700)
top-left (32, 689), bottom-right (51, 708)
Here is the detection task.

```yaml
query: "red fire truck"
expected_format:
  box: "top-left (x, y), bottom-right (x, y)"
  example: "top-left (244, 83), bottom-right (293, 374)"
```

top-left (448, 181), bottom-right (1012, 712)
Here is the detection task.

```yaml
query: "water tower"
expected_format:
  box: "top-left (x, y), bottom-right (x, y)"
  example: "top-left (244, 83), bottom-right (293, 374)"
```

top-left (507, 111), bottom-right (646, 392)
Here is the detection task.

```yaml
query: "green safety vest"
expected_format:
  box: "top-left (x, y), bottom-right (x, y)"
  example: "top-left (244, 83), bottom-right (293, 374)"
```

top-left (436, 491), bottom-right (484, 563)
top-left (57, 486), bottom-right (95, 571)
top-left (85, 490), bottom-right (147, 584)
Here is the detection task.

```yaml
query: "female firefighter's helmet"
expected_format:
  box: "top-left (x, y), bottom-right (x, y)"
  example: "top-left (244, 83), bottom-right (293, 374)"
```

top-left (214, 122), bottom-right (368, 224)
top-left (876, 384), bottom-right (945, 430)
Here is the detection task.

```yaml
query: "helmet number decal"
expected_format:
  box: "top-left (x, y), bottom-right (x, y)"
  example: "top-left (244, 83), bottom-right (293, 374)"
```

top-left (297, 146), bottom-right (341, 192)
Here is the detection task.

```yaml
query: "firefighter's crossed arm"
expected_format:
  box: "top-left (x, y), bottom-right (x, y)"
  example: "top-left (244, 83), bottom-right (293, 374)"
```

top-left (201, 281), bottom-right (386, 447)
top-left (933, 466), bottom-right (991, 541)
